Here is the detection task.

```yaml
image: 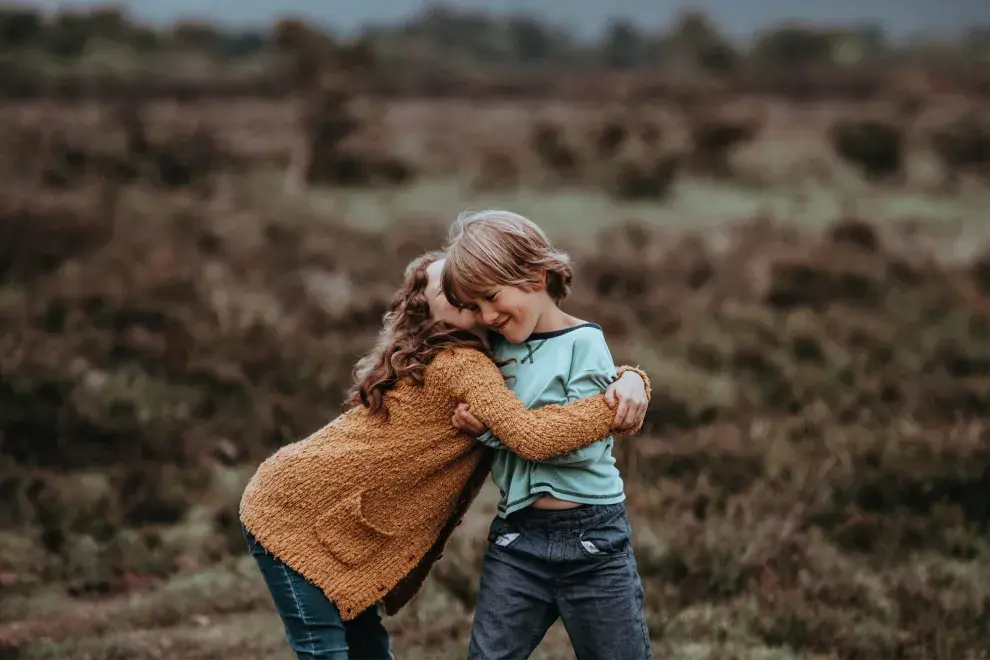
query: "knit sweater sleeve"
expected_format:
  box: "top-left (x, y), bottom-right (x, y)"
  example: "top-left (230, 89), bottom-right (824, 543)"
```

top-left (431, 349), bottom-right (616, 461)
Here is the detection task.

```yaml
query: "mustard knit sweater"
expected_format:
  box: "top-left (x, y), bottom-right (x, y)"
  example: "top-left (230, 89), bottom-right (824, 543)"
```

top-left (239, 347), bottom-right (650, 621)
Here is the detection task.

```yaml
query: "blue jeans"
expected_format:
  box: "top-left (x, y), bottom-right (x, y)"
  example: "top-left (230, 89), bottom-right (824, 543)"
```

top-left (467, 502), bottom-right (652, 660)
top-left (243, 524), bottom-right (393, 660)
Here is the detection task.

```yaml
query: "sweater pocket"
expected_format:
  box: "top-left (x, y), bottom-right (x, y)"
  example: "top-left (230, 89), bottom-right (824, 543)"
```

top-left (314, 490), bottom-right (395, 566)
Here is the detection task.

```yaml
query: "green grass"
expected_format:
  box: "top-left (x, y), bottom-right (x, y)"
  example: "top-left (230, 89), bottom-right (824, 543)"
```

top-left (238, 168), bottom-right (990, 255)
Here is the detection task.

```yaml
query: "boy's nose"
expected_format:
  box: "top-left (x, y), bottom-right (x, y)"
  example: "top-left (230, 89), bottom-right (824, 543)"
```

top-left (481, 310), bottom-right (500, 326)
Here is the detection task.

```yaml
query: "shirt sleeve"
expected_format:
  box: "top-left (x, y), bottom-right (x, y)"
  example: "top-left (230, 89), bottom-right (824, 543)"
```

top-left (434, 349), bottom-right (616, 461)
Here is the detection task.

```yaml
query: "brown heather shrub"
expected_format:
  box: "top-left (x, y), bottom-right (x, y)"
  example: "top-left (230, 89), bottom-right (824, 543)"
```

top-left (0, 185), bottom-right (116, 284)
top-left (930, 110), bottom-right (990, 187)
top-left (472, 149), bottom-right (520, 191)
top-left (687, 112), bottom-right (762, 177)
top-left (591, 115), bottom-right (629, 159)
top-left (3, 98), bottom-right (990, 656)
top-left (289, 82), bottom-right (415, 189)
top-left (606, 152), bottom-right (680, 200)
top-left (530, 120), bottom-right (580, 180)
top-left (828, 116), bottom-right (905, 182)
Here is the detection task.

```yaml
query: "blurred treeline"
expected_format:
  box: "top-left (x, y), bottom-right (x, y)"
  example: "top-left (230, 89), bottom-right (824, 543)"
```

top-left (1, 4), bottom-right (989, 98)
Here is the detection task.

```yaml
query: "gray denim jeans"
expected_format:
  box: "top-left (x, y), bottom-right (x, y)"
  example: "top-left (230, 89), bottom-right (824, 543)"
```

top-left (467, 502), bottom-right (652, 660)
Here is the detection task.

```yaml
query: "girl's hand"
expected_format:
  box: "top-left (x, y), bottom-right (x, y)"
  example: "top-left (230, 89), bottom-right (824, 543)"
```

top-left (604, 372), bottom-right (648, 431)
top-left (452, 403), bottom-right (489, 438)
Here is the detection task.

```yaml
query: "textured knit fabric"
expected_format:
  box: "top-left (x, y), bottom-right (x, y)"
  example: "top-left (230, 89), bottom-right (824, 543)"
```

top-left (239, 347), bottom-right (644, 622)
top-left (477, 323), bottom-right (632, 517)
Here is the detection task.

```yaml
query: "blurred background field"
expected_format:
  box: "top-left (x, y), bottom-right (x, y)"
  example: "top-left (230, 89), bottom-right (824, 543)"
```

top-left (2, 2), bottom-right (990, 659)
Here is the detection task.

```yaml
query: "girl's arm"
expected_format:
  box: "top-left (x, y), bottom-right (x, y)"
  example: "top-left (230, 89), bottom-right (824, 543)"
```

top-left (463, 366), bottom-right (648, 450)
top-left (432, 349), bottom-right (626, 461)
top-left (465, 336), bottom-right (650, 467)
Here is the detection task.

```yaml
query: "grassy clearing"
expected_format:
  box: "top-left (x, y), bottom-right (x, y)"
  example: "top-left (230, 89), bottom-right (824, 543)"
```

top-left (3, 93), bottom-right (990, 658)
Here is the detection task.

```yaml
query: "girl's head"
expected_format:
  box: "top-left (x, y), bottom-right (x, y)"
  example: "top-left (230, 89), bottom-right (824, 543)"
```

top-left (441, 209), bottom-right (573, 343)
top-left (345, 251), bottom-right (488, 416)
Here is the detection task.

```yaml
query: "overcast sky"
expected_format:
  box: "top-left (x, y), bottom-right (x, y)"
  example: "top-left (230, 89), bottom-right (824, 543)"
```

top-left (24, 0), bottom-right (989, 39)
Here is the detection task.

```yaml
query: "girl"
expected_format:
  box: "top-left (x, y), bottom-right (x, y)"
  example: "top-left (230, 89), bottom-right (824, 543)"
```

top-left (442, 210), bottom-right (653, 660)
top-left (238, 250), bottom-right (651, 660)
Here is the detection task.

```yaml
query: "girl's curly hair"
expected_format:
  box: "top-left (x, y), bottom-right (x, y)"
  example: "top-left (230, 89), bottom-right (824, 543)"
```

top-left (344, 250), bottom-right (498, 418)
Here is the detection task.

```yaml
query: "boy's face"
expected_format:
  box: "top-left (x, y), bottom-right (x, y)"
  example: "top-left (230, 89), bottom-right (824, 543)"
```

top-left (462, 281), bottom-right (547, 344)
top-left (426, 260), bottom-right (478, 332)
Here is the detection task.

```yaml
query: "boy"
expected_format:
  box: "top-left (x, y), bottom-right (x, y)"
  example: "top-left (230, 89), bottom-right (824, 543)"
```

top-left (442, 209), bottom-right (652, 660)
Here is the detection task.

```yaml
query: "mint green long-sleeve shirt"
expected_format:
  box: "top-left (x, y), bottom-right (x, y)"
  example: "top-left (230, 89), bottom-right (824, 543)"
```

top-left (477, 323), bottom-right (626, 517)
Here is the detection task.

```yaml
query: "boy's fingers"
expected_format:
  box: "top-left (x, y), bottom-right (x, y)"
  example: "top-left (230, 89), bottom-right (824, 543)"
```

top-left (604, 386), bottom-right (617, 407)
top-left (615, 400), bottom-right (630, 429)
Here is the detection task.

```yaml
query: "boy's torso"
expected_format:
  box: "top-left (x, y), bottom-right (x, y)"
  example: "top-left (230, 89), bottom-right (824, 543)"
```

top-left (487, 323), bottom-right (625, 517)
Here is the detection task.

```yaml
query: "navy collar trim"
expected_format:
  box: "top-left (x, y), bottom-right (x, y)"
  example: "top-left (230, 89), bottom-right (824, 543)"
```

top-left (526, 322), bottom-right (601, 341)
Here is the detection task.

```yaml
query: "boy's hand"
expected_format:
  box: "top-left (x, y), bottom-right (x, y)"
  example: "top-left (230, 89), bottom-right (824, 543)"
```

top-left (452, 403), bottom-right (488, 437)
top-left (605, 372), bottom-right (648, 431)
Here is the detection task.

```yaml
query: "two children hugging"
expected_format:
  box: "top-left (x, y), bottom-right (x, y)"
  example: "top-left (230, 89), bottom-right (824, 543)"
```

top-left (239, 209), bottom-right (652, 660)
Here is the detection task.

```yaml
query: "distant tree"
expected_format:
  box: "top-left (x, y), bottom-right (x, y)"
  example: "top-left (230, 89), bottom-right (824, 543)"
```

top-left (671, 10), bottom-right (718, 45)
top-left (601, 19), bottom-right (644, 69)
top-left (963, 27), bottom-right (990, 60)
top-left (753, 24), bottom-right (835, 67)
top-left (46, 11), bottom-right (92, 58)
top-left (272, 18), bottom-right (336, 87)
top-left (170, 20), bottom-right (224, 53)
top-left (128, 26), bottom-right (159, 53)
top-left (403, 5), bottom-right (503, 63)
top-left (666, 10), bottom-right (739, 74)
top-left (0, 7), bottom-right (43, 48)
top-left (218, 31), bottom-right (266, 58)
top-left (83, 7), bottom-right (131, 42)
top-left (507, 15), bottom-right (554, 63)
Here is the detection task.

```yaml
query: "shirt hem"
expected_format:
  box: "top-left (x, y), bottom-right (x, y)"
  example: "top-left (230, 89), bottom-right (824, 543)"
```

top-left (496, 489), bottom-right (626, 518)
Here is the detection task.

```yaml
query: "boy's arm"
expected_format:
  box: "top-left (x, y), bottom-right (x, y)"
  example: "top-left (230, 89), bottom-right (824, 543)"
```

top-left (434, 349), bottom-right (618, 461)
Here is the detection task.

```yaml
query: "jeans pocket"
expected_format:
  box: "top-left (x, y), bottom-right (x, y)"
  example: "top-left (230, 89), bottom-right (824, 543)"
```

top-left (577, 509), bottom-right (630, 557)
top-left (486, 517), bottom-right (522, 551)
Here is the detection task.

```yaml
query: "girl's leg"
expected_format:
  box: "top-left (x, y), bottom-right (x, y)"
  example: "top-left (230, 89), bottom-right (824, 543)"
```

top-left (345, 605), bottom-right (394, 660)
top-left (243, 524), bottom-right (393, 660)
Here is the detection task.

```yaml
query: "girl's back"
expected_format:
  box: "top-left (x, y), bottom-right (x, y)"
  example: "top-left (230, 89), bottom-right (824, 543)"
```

top-left (239, 346), bottom-right (623, 620)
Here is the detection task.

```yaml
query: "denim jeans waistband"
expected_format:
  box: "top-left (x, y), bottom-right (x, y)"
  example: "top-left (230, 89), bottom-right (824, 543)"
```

top-left (504, 502), bottom-right (626, 532)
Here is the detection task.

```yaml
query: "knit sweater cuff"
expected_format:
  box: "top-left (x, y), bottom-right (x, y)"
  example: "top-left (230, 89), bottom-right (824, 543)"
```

top-left (614, 365), bottom-right (651, 436)
top-left (616, 365), bottom-right (652, 401)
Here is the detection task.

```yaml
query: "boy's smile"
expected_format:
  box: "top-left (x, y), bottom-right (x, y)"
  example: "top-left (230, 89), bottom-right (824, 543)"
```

top-left (463, 285), bottom-right (534, 343)
top-left (469, 282), bottom-right (566, 344)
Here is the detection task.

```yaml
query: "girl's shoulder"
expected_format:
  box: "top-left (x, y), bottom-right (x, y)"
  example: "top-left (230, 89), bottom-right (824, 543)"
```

top-left (429, 345), bottom-right (491, 372)
top-left (426, 347), bottom-right (506, 388)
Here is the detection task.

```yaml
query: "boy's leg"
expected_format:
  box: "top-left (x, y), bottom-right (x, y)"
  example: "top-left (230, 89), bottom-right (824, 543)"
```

top-left (555, 505), bottom-right (652, 660)
top-left (243, 524), bottom-right (354, 660)
top-left (466, 515), bottom-right (558, 660)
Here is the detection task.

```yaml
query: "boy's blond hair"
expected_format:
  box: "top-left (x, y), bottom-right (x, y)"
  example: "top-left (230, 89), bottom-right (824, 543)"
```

top-left (441, 209), bottom-right (573, 307)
